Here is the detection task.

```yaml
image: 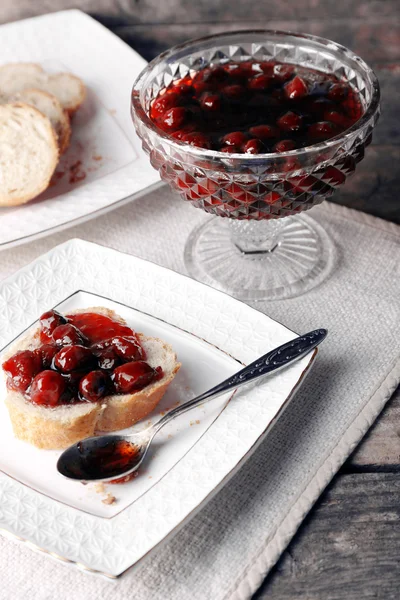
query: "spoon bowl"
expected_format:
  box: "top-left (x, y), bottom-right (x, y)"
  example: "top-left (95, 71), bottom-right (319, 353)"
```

top-left (57, 434), bottom-right (149, 482)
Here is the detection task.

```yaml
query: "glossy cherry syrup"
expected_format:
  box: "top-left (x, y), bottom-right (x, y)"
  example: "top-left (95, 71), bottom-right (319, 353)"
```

top-left (2, 310), bottom-right (163, 407)
top-left (149, 61), bottom-right (363, 153)
top-left (58, 439), bottom-right (141, 481)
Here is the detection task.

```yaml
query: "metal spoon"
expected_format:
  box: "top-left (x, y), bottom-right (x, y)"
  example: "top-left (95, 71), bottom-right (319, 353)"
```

top-left (57, 328), bottom-right (327, 482)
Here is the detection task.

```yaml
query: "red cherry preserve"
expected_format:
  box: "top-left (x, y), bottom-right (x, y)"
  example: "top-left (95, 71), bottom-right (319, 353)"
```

top-left (2, 310), bottom-right (162, 407)
top-left (150, 61), bottom-right (363, 153)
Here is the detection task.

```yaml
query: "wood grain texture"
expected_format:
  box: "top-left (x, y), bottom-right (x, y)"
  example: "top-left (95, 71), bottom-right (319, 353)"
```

top-left (115, 20), bottom-right (400, 65)
top-left (0, 0), bottom-right (398, 25)
top-left (256, 473), bottom-right (400, 599)
top-left (0, 1), bottom-right (124, 25)
top-left (347, 387), bottom-right (400, 470)
top-left (333, 146), bottom-right (400, 224)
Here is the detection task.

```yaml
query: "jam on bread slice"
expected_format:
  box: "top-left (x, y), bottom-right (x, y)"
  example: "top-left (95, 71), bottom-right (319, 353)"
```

top-left (2, 307), bottom-right (180, 449)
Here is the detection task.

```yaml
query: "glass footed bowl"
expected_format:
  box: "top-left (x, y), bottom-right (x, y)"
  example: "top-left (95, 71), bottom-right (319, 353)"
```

top-left (131, 30), bottom-right (380, 301)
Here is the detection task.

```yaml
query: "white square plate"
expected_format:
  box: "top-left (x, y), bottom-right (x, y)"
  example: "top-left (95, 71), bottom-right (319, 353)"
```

top-left (0, 239), bottom-right (316, 576)
top-left (0, 10), bottom-right (161, 250)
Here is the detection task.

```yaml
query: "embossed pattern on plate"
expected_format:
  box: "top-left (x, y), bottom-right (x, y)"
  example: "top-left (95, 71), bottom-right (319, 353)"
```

top-left (0, 239), bottom-right (316, 576)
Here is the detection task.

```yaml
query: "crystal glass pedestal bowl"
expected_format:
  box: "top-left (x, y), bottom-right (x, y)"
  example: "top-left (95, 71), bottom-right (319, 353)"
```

top-left (131, 30), bottom-right (380, 301)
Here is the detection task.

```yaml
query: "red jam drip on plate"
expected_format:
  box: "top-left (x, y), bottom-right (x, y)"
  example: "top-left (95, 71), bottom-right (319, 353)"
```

top-left (149, 60), bottom-right (364, 153)
top-left (2, 310), bottom-right (163, 407)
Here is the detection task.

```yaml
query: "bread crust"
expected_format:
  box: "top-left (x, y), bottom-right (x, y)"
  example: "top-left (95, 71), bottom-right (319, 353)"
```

top-left (0, 63), bottom-right (86, 114)
top-left (2, 308), bottom-right (181, 449)
top-left (5, 394), bottom-right (103, 450)
top-left (0, 102), bottom-right (59, 207)
top-left (47, 73), bottom-right (86, 114)
top-left (13, 88), bottom-right (72, 154)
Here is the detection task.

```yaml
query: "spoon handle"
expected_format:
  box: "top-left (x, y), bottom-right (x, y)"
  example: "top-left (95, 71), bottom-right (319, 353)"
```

top-left (153, 328), bottom-right (327, 434)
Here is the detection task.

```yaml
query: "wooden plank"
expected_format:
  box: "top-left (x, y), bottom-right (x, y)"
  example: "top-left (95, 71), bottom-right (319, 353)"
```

top-left (329, 65), bottom-right (400, 223)
top-left (256, 472), bottom-right (400, 599)
top-left (0, 1), bottom-right (124, 26)
top-left (115, 21), bottom-right (400, 64)
top-left (0, 0), bottom-right (398, 26)
top-left (332, 146), bottom-right (400, 224)
top-left (346, 387), bottom-right (400, 470)
top-left (0, 2), bottom-right (398, 65)
top-left (117, 0), bottom-right (399, 24)
top-left (365, 67), bottom-right (400, 146)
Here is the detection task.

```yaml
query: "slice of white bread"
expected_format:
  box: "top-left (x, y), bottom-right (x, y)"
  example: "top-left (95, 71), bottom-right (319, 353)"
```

top-left (0, 102), bottom-right (59, 207)
top-left (44, 73), bottom-right (86, 115)
top-left (0, 63), bottom-right (86, 114)
top-left (10, 89), bottom-right (71, 154)
top-left (3, 308), bottom-right (181, 450)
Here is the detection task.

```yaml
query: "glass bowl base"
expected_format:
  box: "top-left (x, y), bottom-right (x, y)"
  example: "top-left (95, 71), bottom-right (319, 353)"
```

top-left (184, 214), bottom-right (336, 301)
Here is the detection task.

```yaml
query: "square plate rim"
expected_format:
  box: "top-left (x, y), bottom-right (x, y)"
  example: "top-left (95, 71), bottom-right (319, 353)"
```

top-left (0, 238), bottom-right (318, 577)
top-left (0, 9), bottom-right (161, 252)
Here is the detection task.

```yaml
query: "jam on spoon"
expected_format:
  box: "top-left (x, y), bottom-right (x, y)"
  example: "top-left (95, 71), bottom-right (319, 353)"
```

top-left (59, 438), bottom-right (142, 481)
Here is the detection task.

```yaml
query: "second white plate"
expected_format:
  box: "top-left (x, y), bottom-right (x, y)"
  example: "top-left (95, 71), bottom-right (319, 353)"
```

top-left (0, 10), bottom-right (160, 250)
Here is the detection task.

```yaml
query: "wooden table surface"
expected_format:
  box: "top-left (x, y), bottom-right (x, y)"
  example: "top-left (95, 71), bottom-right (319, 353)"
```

top-left (1, 1), bottom-right (399, 598)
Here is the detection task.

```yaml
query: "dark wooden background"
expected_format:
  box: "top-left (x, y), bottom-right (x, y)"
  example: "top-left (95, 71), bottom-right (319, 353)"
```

top-left (1, 1), bottom-right (399, 598)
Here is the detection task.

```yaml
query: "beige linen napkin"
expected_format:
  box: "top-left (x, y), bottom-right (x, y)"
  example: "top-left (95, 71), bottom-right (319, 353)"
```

top-left (0, 187), bottom-right (399, 600)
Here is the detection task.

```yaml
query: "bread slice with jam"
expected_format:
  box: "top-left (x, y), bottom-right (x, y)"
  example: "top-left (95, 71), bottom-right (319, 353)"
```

top-left (2, 308), bottom-right (180, 450)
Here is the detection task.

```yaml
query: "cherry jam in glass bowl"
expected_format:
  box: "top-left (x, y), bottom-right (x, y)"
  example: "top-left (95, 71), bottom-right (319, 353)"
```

top-left (150, 61), bottom-right (363, 155)
top-left (131, 30), bottom-right (380, 301)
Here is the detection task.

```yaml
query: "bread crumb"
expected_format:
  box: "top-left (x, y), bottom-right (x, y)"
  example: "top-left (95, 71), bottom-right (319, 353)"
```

top-left (109, 108), bottom-right (117, 115)
top-left (93, 482), bottom-right (116, 505)
top-left (92, 154), bottom-right (102, 161)
top-left (102, 493), bottom-right (116, 505)
top-left (109, 471), bottom-right (139, 484)
top-left (196, 420), bottom-right (200, 424)
top-left (148, 476), bottom-right (152, 479)
top-left (167, 434), bottom-right (172, 439)
top-left (69, 160), bottom-right (86, 184)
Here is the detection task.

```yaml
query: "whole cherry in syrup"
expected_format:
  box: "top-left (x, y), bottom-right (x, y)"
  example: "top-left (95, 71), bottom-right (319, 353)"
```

top-left (54, 345), bottom-right (95, 373)
top-left (30, 370), bottom-right (67, 407)
top-left (52, 323), bottom-right (88, 347)
top-left (3, 350), bottom-right (42, 393)
top-left (112, 361), bottom-right (158, 394)
top-left (39, 309), bottom-right (68, 343)
top-left (2, 310), bottom-right (163, 407)
top-left (79, 370), bottom-right (109, 402)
